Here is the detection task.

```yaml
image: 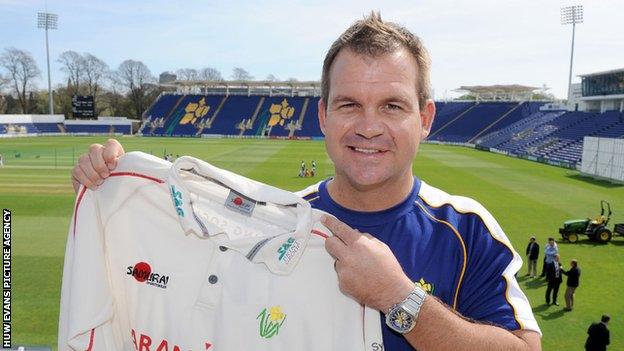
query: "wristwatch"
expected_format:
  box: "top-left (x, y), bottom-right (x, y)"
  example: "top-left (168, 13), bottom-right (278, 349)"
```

top-left (385, 285), bottom-right (427, 334)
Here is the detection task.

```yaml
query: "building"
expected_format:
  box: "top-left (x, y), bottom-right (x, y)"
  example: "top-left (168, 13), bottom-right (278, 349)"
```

top-left (572, 68), bottom-right (624, 112)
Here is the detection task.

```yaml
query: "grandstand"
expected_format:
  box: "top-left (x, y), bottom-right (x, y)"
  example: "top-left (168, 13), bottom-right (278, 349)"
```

top-left (0, 115), bottom-right (133, 136)
top-left (140, 93), bottom-right (322, 139)
top-left (3, 77), bottom-right (623, 170)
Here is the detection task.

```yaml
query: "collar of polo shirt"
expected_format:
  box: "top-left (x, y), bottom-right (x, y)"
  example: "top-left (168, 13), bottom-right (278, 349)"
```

top-left (167, 156), bottom-right (314, 275)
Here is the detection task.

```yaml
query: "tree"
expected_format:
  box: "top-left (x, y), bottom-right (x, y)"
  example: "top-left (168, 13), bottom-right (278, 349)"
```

top-left (83, 54), bottom-right (109, 115)
top-left (266, 74), bottom-right (278, 82)
top-left (0, 48), bottom-right (41, 113)
top-left (0, 72), bottom-right (8, 113)
top-left (58, 50), bottom-right (85, 95)
top-left (199, 67), bottom-right (222, 81)
top-left (231, 67), bottom-right (253, 81)
top-left (176, 68), bottom-right (199, 81)
top-left (83, 54), bottom-right (108, 98)
top-left (114, 59), bottom-right (155, 119)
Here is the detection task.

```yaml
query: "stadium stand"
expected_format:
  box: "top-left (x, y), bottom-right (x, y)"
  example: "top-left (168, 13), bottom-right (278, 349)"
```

top-left (134, 92), bottom-right (624, 167)
top-left (430, 102), bottom-right (520, 142)
top-left (204, 95), bottom-right (261, 136)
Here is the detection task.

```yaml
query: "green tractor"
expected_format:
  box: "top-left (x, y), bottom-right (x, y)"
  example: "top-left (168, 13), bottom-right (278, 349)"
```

top-left (559, 200), bottom-right (614, 243)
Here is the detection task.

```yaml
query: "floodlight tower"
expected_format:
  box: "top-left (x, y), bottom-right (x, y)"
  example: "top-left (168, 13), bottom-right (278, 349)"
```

top-left (561, 5), bottom-right (583, 104)
top-left (38, 12), bottom-right (58, 115)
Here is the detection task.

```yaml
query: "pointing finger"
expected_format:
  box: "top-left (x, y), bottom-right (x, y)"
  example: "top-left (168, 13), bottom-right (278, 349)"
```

top-left (321, 215), bottom-right (361, 246)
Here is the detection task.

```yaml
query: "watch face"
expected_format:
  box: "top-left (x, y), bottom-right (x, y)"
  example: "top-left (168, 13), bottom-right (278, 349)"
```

top-left (389, 308), bottom-right (414, 332)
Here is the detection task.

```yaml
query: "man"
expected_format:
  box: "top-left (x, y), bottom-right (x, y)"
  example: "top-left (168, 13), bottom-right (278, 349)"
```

top-left (540, 237), bottom-right (558, 278)
top-left (299, 160), bottom-right (306, 177)
top-left (545, 254), bottom-right (562, 306)
top-left (561, 259), bottom-right (580, 311)
top-left (525, 236), bottom-right (539, 278)
top-left (70, 12), bottom-right (541, 351)
top-left (585, 315), bottom-right (610, 351)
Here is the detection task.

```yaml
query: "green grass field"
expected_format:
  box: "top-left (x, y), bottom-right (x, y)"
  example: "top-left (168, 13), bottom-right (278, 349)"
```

top-left (1, 136), bottom-right (623, 350)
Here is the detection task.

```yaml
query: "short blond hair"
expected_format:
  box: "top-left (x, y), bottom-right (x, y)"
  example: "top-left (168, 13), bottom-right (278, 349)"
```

top-left (321, 11), bottom-right (432, 110)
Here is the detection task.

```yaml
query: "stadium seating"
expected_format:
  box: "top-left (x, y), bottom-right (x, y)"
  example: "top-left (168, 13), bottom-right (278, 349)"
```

top-left (136, 93), bottom-right (623, 167)
top-left (34, 123), bottom-right (63, 133)
top-left (206, 95), bottom-right (262, 136)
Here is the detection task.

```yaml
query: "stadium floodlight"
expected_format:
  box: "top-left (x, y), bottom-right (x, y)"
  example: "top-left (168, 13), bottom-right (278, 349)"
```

top-left (560, 5), bottom-right (583, 105)
top-left (37, 12), bottom-right (58, 115)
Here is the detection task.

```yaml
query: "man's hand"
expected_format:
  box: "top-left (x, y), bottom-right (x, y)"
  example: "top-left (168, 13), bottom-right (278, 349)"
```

top-left (322, 215), bottom-right (414, 312)
top-left (71, 139), bottom-right (125, 193)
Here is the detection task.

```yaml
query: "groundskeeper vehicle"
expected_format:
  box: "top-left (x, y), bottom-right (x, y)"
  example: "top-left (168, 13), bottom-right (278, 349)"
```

top-left (559, 200), bottom-right (624, 243)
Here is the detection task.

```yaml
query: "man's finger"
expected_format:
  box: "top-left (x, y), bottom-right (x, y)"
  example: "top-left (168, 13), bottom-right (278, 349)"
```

top-left (325, 236), bottom-right (347, 261)
top-left (72, 163), bottom-right (96, 191)
top-left (103, 139), bottom-right (125, 171)
top-left (88, 144), bottom-right (109, 178)
top-left (321, 215), bottom-right (360, 245)
top-left (79, 162), bottom-right (103, 188)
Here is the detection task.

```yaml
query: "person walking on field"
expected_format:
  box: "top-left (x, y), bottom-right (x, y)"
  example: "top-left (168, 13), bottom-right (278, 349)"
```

top-left (525, 236), bottom-right (539, 278)
top-left (561, 259), bottom-right (580, 311)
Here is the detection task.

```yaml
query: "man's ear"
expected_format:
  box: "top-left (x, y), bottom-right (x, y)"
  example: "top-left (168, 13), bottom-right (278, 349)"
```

top-left (318, 99), bottom-right (327, 136)
top-left (419, 99), bottom-right (436, 139)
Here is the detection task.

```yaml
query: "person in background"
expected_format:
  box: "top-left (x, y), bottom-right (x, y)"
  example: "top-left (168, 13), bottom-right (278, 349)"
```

top-left (545, 254), bottom-right (562, 306)
top-left (561, 259), bottom-right (580, 311)
top-left (524, 236), bottom-right (539, 278)
top-left (585, 314), bottom-right (610, 351)
top-left (299, 160), bottom-right (306, 177)
top-left (540, 237), bottom-right (558, 278)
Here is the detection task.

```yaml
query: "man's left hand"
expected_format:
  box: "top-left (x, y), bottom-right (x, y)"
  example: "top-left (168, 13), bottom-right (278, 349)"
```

top-left (322, 215), bottom-right (415, 312)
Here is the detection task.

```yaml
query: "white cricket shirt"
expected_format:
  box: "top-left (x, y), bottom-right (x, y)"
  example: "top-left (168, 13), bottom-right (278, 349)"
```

top-left (59, 152), bottom-right (383, 351)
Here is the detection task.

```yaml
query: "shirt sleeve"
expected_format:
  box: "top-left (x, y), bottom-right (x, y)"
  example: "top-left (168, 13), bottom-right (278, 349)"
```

top-left (58, 187), bottom-right (119, 350)
top-left (456, 214), bottom-right (541, 335)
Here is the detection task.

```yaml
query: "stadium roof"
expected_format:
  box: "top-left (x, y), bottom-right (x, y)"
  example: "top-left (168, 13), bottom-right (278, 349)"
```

top-left (160, 80), bottom-right (321, 97)
top-left (578, 67), bottom-right (624, 77)
top-left (454, 85), bottom-right (538, 94)
top-left (453, 85), bottom-right (540, 101)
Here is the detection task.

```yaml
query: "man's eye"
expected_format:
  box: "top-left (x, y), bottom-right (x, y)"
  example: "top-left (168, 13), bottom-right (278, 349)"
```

top-left (339, 103), bottom-right (356, 109)
top-left (386, 104), bottom-right (401, 110)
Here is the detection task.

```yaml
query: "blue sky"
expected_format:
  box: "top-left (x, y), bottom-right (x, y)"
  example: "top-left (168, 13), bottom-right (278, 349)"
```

top-left (0, 0), bottom-right (622, 99)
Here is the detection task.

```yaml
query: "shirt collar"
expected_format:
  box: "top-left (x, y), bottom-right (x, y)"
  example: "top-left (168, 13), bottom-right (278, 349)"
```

top-left (317, 176), bottom-right (421, 227)
top-left (166, 156), bottom-right (314, 275)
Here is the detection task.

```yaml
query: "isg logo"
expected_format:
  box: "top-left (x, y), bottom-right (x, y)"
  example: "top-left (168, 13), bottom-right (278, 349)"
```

top-left (127, 262), bottom-right (170, 289)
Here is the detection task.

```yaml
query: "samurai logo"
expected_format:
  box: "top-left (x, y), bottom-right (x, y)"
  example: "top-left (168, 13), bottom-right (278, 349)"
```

top-left (257, 306), bottom-right (286, 339)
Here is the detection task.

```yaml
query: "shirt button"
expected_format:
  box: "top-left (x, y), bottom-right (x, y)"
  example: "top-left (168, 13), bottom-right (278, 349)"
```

top-left (219, 246), bottom-right (228, 252)
top-left (208, 274), bottom-right (218, 284)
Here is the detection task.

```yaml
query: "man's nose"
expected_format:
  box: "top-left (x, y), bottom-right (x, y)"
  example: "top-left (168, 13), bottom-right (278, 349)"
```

top-left (354, 108), bottom-right (384, 139)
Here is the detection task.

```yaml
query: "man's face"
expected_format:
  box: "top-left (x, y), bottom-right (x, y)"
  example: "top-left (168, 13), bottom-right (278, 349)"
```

top-left (318, 48), bottom-right (435, 189)
top-left (548, 240), bottom-right (555, 246)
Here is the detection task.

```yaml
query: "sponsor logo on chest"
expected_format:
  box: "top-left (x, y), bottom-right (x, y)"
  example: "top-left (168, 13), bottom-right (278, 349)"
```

top-left (277, 237), bottom-right (300, 264)
top-left (127, 262), bottom-right (170, 289)
top-left (131, 328), bottom-right (212, 351)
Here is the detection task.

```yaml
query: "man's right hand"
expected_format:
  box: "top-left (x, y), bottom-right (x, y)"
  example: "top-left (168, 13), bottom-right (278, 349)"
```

top-left (71, 139), bottom-right (125, 193)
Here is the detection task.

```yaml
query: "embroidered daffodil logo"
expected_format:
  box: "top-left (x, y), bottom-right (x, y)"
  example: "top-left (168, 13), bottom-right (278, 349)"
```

top-left (415, 278), bottom-right (434, 294)
top-left (257, 305), bottom-right (286, 338)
